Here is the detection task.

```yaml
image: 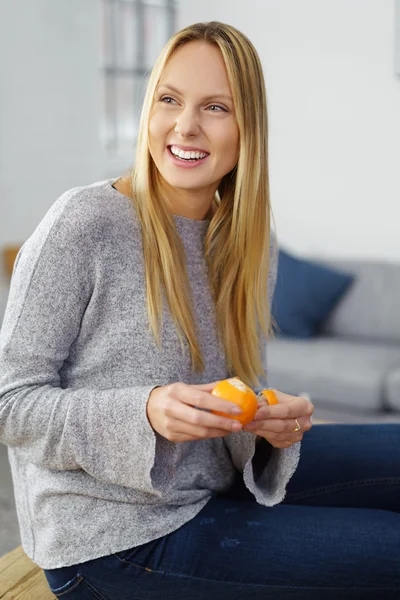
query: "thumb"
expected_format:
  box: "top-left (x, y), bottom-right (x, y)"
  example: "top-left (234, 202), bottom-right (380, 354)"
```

top-left (191, 380), bottom-right (222, 393)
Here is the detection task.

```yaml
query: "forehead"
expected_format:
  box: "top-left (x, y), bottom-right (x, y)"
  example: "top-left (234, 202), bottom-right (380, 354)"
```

top-left (158, 41), bottom-right (232, 94)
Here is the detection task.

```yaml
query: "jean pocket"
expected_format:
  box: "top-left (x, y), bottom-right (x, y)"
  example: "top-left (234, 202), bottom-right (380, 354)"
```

top-left (45, 570), bottom-right (107, 599)
top-left (113, 537), bottom-right (162, 569)
top-left (46, 571), bottom-right (84, 596)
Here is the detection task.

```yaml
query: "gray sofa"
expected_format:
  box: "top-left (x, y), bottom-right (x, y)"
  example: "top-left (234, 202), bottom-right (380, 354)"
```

top-left (267, 258), bottom-right (400, 420)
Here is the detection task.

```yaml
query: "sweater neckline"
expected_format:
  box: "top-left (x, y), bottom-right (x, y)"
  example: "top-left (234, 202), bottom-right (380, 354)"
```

top-left (108, 178), bottom-right (211, 229)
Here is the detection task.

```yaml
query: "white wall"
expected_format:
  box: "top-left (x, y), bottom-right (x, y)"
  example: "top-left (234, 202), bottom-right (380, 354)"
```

top-left (396, 0), bottom-right (400, 73)
top-left (0, 0), bottom-right (128, 318)
top-left (1, 1), bottom-right (399, 320)
top-left (0, 0), bottom-right (103, 244)
top-left (179, 0), bottom-right (400, 262)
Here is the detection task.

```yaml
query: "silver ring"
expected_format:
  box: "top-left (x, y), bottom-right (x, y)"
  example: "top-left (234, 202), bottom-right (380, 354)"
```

top-left (292, 418), bottom-right (301, 433)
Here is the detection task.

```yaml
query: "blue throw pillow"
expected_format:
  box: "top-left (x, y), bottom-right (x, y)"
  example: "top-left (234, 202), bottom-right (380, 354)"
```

top-left (271, 249), bottom-right (354, 338)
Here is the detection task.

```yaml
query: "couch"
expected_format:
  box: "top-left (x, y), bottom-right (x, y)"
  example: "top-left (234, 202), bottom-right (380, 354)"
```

top-left (267, 258), bottom-right (400, 419)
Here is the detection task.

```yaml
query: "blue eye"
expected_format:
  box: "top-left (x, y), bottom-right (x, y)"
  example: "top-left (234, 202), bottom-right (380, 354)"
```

top-left (160, 96), bottom-right (176, 104)
top-left (159, 96), bottom-right (227, 112)
top-left (208, 105), bottom-right (227, 112)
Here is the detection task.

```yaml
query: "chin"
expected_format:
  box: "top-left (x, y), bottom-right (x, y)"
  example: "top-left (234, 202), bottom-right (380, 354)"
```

top-left (163, 173), bottom-right (210, 191)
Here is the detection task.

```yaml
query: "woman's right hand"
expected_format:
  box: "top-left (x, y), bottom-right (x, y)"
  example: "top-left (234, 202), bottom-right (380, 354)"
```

top-left (146, 381), bottom-right (244, 442)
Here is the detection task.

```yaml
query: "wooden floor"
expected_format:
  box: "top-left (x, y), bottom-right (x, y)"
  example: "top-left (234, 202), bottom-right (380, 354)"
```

top-left (0, 545), bottom-right (54, 599)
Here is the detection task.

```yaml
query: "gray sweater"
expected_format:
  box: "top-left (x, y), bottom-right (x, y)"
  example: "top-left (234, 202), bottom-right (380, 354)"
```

top-left (0, 179), bottom-right (301, 569)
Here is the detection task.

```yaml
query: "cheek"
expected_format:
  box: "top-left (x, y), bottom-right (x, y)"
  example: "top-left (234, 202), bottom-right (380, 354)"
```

top-left (149, 109), bottom-right (174, 143)
top-left (148, 112), bottom-right (169, 147)
top-left (219, 127), bottom-right (239, 167)
top-left (148, 116), bottom-right (160, 146)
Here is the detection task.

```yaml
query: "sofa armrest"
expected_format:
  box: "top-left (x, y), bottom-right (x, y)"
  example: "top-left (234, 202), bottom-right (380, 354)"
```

top-left (386, 368), bottom-right (400, 411)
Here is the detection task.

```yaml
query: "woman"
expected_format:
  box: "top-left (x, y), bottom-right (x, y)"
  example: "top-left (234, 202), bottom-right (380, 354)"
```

top-left (0, 21), bottom-right (398, 600)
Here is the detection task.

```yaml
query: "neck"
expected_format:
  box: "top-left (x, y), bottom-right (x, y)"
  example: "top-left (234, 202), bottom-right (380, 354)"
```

top-left (112, 177), bottom-right (217, 221)
top-left (160, 180), bottom-right (217, 221)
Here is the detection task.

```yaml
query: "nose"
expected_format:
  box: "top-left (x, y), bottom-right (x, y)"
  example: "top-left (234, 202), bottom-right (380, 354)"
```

top-left (174, 106), bottom-right (200, 138)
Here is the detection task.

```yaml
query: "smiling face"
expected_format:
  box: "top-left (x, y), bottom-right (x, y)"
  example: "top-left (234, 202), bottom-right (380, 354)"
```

top-left (148, 41), bottom-right (240, 220)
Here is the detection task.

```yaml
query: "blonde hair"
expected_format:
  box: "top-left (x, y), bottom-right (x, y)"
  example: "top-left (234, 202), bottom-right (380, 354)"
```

top-left (130, 21), bottom-right (274, 388)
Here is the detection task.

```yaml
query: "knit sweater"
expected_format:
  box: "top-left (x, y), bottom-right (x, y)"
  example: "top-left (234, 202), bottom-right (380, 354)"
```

top-left (0, 178), bottom-right (301, 569)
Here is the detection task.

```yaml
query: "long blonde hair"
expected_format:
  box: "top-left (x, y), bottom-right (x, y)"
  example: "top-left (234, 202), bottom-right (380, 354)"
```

top-left (130, 21), bottom-right (273, 388)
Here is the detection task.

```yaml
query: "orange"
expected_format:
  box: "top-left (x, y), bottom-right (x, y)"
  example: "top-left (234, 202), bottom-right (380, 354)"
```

top-left (211, 377), bottom-right (258, 426)
top-left (260, 389), bottom-right (279, 405)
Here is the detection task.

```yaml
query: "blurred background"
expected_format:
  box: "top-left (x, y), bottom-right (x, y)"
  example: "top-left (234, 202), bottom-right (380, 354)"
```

top-left (1, 0), bottom-right (400, 554)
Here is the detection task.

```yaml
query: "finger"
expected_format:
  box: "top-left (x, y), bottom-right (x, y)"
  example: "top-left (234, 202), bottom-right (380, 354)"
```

top-left (250, 430), bottom-right (303, 447)
top-left (273, 391), bottom-right (315, 414)
top-left (171, 382), bottom-right (244, 417)
top-left (245, 414), bottom-right (313, 434)
top-left (168, 417), bottom-right (235, 440)
top-left (191, 380), bottom-right (222, 392)
top-left (256, 430), bottom-right (304, 442)
top-left (270, 440), bottom-right (297, 449)
top-left (165, 396), bottom-right (242, 433)
top-left (254, 396), bottom-right (314, 421)
top-left (244, 417), bottom-right (302, 434)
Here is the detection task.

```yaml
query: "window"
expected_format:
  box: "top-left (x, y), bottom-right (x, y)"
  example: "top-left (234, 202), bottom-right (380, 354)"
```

top-left (101, 0), bottom-right (177, 155)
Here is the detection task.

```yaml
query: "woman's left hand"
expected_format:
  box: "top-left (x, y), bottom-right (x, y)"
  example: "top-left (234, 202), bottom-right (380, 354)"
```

top-left (243, 390), bottom-right (314, 448)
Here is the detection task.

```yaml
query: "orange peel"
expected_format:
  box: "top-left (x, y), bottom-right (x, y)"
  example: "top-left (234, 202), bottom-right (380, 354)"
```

top-left (211, 377), bottom-right (258, 426)
top-left (260, 389), bottom-right (279, 405)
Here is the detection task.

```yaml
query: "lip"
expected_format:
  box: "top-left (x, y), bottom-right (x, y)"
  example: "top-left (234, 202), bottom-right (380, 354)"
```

top-left (168, 144), bottom-right (210, 154)
top-left (166, 146), bottom-right (209, 169)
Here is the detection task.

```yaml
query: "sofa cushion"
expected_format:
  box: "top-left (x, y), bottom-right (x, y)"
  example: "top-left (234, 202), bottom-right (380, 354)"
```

top-left (271, 249), bottom-right (354, 338)
top-left (321, 260), bottom-right (400, 344)
top-left (267, 337), bottom-right (400, 411)
top-left (386, 369), bottom-right (400, 411)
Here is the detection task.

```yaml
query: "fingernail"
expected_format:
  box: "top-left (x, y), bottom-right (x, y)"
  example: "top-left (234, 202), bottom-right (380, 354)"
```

top-left (231, 407), bottom-right (242, 415)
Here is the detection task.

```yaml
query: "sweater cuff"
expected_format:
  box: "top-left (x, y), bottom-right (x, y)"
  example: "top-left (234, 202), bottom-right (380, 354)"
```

top-left (243, 437), bottom-right (301, 506)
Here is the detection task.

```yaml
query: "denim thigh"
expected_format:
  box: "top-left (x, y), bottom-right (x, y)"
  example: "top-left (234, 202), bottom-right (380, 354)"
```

top-left (44, 424), bottom-right (400, 599)
top-left (44, 497), bottom-right (400, 599)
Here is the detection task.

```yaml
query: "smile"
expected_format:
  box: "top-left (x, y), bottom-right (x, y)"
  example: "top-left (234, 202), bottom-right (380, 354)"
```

top-left (169, 145), bottom-right (209, 160)
top-left (167, 146), bottom-right (210, 168)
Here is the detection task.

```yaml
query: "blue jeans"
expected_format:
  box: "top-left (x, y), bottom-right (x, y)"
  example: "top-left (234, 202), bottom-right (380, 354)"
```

top-left (44, 424), bottom-right (400, 599)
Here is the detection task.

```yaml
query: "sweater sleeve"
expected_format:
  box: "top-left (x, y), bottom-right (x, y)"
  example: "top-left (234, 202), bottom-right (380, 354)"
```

top-left (0, 197), bottom-right (163, 495)
top-left (223, 230), bottom-right (302, 506)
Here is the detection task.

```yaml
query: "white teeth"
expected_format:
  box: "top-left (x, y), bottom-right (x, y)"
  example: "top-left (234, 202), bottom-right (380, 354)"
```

top-left (170, 145), bottom-right (208, 160)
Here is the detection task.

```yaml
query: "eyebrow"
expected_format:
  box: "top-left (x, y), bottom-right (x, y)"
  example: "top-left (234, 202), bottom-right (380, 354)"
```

top-left (157, 84), bottom-right (233, 103)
